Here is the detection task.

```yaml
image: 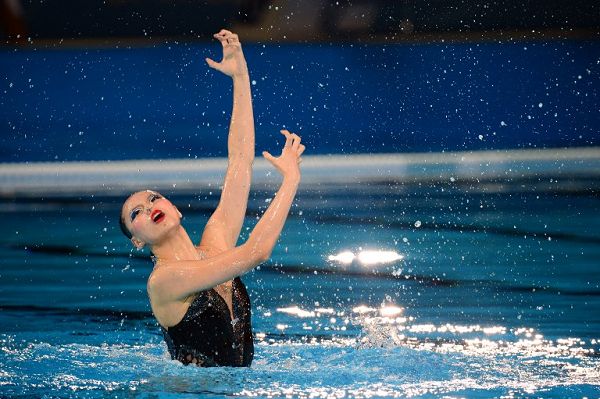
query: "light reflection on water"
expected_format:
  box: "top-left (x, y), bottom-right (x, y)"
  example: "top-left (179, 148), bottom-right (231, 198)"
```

top-left (241, 304), bottom-right (599, 398)
top-left (1, 173), bottom-right (598, 398)
top-left (2, 304), bottom-right (598, 398)
top-left (328, 249), bottom-right (405, 266)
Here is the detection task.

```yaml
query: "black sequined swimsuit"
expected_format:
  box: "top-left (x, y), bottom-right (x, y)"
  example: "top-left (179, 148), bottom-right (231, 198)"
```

top-left (160, 277), bottom-right (254, 367)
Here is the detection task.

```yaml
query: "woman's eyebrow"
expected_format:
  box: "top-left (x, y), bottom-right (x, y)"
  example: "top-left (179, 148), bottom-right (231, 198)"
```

top-left (129, 199), bottom-right (145, 213)
top-left (129, 193), bottom-right (156, 213)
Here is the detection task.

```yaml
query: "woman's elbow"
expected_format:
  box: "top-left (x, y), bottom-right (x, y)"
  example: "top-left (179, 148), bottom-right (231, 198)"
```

top-left (255, 247), bottom-right (272, 264)
top-left (245, 243), bottom-right (272, 264)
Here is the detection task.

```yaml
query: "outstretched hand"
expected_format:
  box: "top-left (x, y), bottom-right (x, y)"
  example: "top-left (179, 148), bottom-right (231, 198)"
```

top-left (205, 29), bottom-right (248, 78)
top-left (263, 130), bottom-right (305, 181)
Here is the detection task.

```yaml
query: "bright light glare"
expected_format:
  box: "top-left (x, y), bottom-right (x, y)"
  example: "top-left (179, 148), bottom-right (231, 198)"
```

top-left (353, 305), bottom-right (377, 314)
top-left (380, 305), bottom-right (404, 317)
top-left (357, 250), bottom-right (404, 265)
top-left (276, 306), bottom-right (315, 318)
top-left (328, 250), bottom-right (404, 265)
top-left (328, 251), bottom-right (355, 264)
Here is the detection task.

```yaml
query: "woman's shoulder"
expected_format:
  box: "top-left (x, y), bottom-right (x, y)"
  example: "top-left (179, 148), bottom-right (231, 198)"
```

top-left (147, 264), bottom-right (163, 296)
top-left (146, 258), bottom-right (175, 296)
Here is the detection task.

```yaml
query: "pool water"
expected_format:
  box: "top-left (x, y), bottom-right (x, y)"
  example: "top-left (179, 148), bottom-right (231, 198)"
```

top-left (1, 180), bottom-right (599, 398)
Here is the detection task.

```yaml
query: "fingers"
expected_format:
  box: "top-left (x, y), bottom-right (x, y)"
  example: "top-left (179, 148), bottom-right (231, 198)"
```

top-left (265, 130), bottom-right (306, 170)
top-left (297, 144), bottom-right (306, 164)
top-left (262, 151), bottom-right (276, 163)
top-left (228, 34), bottom-right (239, 44)
top-left (205, 57), bottom-right (221, 71)
top-left (213, 29), bottom-right (240, 46)
top-left (280, 130), bottom-right (292, 148)
top-left (280, 129), bottom-right (302, 150)
top-left (291, 133), bottom-right (301, 151)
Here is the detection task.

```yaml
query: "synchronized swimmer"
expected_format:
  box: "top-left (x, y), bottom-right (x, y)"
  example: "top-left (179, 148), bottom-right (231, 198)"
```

top-left (119, 30), bottom-right (305, 366)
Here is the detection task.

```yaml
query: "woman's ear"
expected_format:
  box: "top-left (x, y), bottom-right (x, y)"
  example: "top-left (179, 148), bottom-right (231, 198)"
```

top-left (176, 207), bottom-right (183, 219)
top-left (131, 237), bottom-right (145, 250)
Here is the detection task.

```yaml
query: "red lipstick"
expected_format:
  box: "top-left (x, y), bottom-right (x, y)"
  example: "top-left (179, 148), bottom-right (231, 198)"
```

top-left (151, 209), bottom-right (165, 224)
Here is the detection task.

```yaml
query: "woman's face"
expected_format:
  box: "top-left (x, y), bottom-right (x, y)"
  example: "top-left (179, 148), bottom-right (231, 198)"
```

top-left (121, 190), bottom-right (181, 248)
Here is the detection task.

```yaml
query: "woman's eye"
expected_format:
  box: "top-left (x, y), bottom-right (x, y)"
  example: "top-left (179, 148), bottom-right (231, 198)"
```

top-left (130, 209), bottom-right (141, 221)
top-left (150, 194), bottom-right (161, 202)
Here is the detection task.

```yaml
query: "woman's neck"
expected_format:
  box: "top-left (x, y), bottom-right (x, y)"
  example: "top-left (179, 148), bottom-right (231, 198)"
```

top-left (150, 225), bottom-right (198, 262)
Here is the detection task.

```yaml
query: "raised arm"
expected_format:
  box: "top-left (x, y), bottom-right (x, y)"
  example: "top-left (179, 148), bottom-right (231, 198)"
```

top-left (149, 131), bottom-right (305, 303)
top-left (200, 29), bottom-right (255, 251)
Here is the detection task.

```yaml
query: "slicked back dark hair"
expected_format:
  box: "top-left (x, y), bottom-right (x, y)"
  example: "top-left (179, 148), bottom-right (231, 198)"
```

top-left (119, 212), bottom-right (132, 239)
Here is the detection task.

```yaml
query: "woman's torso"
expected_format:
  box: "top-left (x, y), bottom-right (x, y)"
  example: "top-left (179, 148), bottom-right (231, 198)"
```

top-left (160, 276), bottom-right (254, 366)
top-left (149, 247), bottom-right (223, 328)
top-left (148, 247), bottom-right (254, 366)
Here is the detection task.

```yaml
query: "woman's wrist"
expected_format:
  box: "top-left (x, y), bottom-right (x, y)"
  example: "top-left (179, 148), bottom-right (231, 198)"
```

top-left (232, 71), bottom-right (250, 81)
top-left (283, 173), bottom-right (301, 185)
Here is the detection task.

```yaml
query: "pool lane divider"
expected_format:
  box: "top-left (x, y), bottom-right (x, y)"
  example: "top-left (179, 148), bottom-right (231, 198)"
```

top-left (1, 147), bottom-right (599, 197)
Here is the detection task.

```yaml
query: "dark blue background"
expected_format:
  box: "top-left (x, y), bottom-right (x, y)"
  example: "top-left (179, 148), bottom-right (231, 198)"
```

top-left (1, 40), bottom-right (598, 162)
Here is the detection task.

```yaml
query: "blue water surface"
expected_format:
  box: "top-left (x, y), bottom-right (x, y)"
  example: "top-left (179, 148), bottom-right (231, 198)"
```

top-left (1, 179), bottom-right (599, 398)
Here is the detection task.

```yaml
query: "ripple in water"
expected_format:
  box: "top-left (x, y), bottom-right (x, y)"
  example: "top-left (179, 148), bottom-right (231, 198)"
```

top-left (1, 304), bottom-right (599, 398)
